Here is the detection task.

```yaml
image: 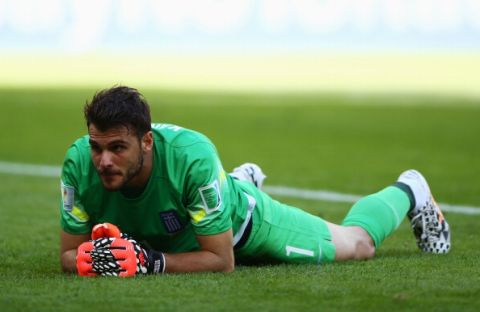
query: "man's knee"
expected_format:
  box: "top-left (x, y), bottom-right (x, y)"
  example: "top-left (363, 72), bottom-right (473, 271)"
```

top-left (350, 226), bottom-right (375, 260)
top-left (329, 223), bottom-right (376, 261)
top-left (354, 238), bottom-right (375, 260)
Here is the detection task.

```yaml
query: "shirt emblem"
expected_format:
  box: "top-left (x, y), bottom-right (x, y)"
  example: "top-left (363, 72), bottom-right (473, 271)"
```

top-left (159, 210), bottom-right (183, 234)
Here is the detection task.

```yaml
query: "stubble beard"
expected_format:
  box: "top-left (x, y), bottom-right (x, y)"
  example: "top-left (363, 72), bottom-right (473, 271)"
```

top-left (122, 151), bottom-right (145, 188)
top-left (102, 151), bottom-right (144, 192)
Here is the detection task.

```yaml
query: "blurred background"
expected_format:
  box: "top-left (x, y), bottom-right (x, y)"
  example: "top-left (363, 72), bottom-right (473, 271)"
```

top-left (0, 0), bottom-right (479, 199)
top-left (1, 0), bottom-right (479, 96)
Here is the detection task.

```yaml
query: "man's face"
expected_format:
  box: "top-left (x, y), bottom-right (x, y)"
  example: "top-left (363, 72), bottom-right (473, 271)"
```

top-left (88, 124), bottom-right (147, 191)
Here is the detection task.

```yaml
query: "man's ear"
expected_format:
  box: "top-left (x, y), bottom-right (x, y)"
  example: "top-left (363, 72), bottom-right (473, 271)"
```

top-left (141, 131), bottom-right (153, 152)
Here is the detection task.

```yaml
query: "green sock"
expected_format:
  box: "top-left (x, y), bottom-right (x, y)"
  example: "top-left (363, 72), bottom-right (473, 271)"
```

top-left (342, 186), bottom-right (411, 247)
top-left (392, 182), bottom-right (415, 210)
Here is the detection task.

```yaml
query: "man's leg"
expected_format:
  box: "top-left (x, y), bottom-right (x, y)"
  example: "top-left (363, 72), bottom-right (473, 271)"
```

top-left (326, 223), bottom-right (376, 261)
top-left (232, 163), bottom-right (407, 262)
top-left (233, 164), bottom-right (451, 264)
top-left (234, 196), bottom-right (337, 264)
top-left (319, 178), bottom-right (413, 261)
top-left (336, 169), bottom-right (451, 259)
top-left (341, 184), bottom-right (411, 252)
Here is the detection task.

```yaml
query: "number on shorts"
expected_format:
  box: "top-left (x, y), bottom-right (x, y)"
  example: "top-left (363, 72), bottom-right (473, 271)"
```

top-left (285, 245), bottom-right (314, 257)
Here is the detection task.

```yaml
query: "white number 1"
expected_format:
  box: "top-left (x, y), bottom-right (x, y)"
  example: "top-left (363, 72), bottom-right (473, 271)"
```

top-left (285, 245), bottom-right (314, 257)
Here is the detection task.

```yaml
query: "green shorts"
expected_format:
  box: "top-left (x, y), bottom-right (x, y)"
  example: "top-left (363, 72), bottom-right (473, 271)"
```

top-left (235, 183), bottom-right (336, 264)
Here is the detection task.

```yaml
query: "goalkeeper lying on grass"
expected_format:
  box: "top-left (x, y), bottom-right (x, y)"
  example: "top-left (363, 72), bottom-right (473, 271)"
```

top-left (60, 86), bottom-right (451, 276)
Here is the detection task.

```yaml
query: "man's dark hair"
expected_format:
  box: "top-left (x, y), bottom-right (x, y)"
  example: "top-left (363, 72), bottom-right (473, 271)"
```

top-left (84, 86), bottom-right (151, 138)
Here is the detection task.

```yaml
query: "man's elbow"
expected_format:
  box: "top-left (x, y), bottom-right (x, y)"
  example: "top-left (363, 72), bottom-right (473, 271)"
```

top-left (222, 261), bottom-right (235, 273)
top-left (210, 252), bottom-right (235, 273)
top-left (60, 249), bottom-right (78, 273)
top-left (219, 255), bottom-right (235, 273)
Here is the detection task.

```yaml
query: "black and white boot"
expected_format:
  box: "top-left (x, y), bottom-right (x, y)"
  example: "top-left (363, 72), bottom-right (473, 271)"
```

top-left (398, 169), bottom-right (451, 254)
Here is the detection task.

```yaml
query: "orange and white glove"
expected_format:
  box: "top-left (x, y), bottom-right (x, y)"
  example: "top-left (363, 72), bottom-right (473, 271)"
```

top-left (76, 223), bottom-right (165, 276)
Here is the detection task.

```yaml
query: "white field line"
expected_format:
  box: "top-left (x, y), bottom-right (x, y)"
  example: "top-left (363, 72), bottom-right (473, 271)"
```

top-left (1, 161), bottom-right (479, 215)
top-left (263, 186), bottom-right (480, 216)
top-left (0, 161), bottom-right (60, 177)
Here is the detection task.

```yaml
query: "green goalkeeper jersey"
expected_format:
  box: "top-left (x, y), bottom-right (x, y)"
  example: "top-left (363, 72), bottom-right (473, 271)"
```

top-left (60, 123), bottom-right (251, 253)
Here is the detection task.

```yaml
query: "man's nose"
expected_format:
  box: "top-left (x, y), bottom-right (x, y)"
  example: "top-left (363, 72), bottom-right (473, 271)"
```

top-left (99, 151), bottom-right (113, 168)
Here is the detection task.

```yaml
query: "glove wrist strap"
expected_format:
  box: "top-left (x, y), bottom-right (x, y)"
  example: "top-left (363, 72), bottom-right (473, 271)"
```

top-left (147, 249), bottom-right (166, 274)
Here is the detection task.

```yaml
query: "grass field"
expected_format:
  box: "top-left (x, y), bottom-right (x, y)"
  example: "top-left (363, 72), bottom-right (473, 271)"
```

top-left (0, 88), bottom-right (479, 311)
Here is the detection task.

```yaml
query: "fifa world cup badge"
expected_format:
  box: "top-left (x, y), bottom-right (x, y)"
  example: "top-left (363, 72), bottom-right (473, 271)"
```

top-left (198, 180), bottom-right (222, 213)
top-left (61, 182), bottom-right (74, 212)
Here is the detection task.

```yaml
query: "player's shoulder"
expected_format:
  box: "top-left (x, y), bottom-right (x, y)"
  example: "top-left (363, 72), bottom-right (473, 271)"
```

top-left (64, 135), bottom-right (91, 160)
top-left (151, 123), bottom-right (212, 148)
top-left (61, 135), bottom-right (96, 186)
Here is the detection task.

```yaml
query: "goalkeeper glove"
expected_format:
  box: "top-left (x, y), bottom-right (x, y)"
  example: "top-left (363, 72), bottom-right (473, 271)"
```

top-left (77, 237), bottom-right (138, 276)
top-left (76, 223), bottom-right (166, 276)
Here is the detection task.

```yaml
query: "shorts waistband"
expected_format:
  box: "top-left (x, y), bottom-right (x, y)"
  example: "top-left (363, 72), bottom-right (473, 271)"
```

top-left (233, 192), bottom-right (256, 249)
top-left (234, 216), bottom-right (253, 250)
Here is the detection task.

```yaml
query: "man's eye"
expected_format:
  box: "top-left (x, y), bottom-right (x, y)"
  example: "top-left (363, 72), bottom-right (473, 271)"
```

top-left (112, 145), bottom-right (126, 152)
top-left (90, 145), bottom-right (101, 153)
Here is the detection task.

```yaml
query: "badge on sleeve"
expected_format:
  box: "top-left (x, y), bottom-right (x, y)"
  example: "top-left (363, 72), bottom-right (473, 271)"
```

top-left (61, 181), bottom-right (74, 212)
top-left (198, 180), bottom-right (222, 213)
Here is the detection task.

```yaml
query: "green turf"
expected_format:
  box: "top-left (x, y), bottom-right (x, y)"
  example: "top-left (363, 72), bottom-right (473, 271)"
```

top-left (0, 88), bottom-right (479, 311)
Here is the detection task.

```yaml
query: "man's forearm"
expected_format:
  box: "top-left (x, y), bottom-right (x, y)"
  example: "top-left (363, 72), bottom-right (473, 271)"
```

top-left (61, 246), bottom-right (234, 274)
top-left (60, 230), bottom-right (90, 273)
top-left (60, 229), bottom-right (235, 275)
top-left (163, 250), bottom-right (234, 273)
top-left (162, 230), bottom-right (235, 273)
top-left (61, 249), bottom-right (78, 273)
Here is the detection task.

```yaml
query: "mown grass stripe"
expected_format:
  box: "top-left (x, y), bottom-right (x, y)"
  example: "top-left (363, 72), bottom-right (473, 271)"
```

top-left (1, 160), bottom-right (478, 215)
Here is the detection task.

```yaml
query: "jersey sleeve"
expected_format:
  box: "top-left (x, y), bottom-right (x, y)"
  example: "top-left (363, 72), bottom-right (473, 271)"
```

top-left (59, 145), bottom-right (92, 235)
top-left (181, 142), bottom-right (232, 236)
